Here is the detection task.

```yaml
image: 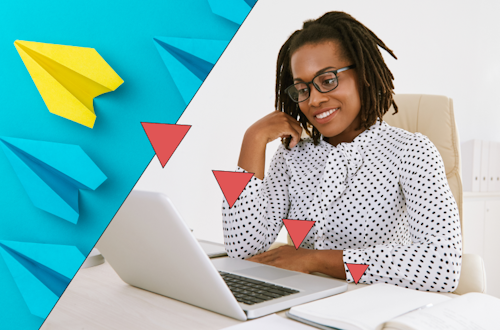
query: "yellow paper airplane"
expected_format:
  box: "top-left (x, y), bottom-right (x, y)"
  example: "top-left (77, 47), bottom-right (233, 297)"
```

top-left (14, 40), bottom-right (124, 128)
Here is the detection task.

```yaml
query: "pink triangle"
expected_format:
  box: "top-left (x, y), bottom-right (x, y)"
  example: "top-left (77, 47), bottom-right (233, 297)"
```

top-left (282, 219), bottom-right (316, 249)
top-left (346, 263), bottom-right (369, 284)
top-left (141, 123), bottom-right (191, 167)
top-left (213, 171), bottom-right (254, 208)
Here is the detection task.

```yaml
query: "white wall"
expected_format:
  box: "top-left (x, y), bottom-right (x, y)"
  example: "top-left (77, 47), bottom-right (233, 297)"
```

top-left (135, 0), bottom-right (500, 244)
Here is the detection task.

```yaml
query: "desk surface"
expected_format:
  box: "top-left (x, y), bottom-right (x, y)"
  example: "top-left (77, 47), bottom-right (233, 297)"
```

top-left (40, 261), bottom-right (456, 330)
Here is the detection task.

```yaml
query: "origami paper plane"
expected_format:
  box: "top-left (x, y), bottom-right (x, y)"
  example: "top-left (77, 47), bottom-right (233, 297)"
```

top-left (14, 40), bottom-right (124, 128)
top-left (141, 123), bottom-right (191, 167)
top-left (0, 136), bottom-right (107, 224)
top-left (206, 0), bottom-right (257, 25)
top-left (0, 240), bottom-right (85, 319)
top-left (153, 36), bottom-right (229, 104)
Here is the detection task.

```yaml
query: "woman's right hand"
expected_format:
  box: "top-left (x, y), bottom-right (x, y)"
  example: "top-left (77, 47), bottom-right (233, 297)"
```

top-left (238, 111), bottom-right (303, 180)
top-left (245, 111), bottom-right (303, 148)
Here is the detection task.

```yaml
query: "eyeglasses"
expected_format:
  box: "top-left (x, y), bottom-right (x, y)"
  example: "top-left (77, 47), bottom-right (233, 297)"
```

top-left (285, 65), bottom-right (356, 103)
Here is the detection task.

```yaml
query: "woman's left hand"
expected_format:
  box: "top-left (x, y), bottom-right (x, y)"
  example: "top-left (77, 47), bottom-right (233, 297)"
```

top-left (246, 245), bottom-right (318, 274)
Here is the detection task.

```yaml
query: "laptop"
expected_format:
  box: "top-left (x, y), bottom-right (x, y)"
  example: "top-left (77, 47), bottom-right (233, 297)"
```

top-left (96, 190), bottom-right (347, 320)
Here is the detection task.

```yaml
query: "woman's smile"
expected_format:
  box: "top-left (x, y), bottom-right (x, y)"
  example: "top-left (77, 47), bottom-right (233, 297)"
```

top-left (313, 107), bottom-right (339, 123)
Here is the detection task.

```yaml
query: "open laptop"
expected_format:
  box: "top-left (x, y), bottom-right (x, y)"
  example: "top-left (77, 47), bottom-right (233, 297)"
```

top-left (96, 190), bottom-right (347, 320)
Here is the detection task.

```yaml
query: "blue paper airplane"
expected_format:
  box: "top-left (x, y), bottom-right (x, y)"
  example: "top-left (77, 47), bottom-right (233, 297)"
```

top-left (206, 0), bottom-right (257, 25)
top-left (0, 136), bottom-right (107, 224)
top-left (0, 240), bottom-right (85, 318)
top-left (153, 36), bottom-right (229, 105)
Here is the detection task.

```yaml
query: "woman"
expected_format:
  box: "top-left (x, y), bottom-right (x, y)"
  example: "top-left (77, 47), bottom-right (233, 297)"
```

top-left (222, 11), bottom-right (461, 292)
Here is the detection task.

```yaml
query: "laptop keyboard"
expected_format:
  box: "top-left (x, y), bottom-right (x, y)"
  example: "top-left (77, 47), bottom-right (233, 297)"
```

top-left (219, 271), bottom-right (299, 305)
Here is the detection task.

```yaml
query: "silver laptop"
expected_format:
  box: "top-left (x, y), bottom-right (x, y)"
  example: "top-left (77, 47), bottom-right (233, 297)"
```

top-left (96, 190), bottom-right (347, 320)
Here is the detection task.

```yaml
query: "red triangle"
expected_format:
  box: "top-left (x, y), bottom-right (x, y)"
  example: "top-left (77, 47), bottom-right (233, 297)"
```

top-left (141, 123), bottom-right (191, 167)
top-left (346, 263), bottom-right (369, 284)
top-left (282, 219), bottom-right (316, 249)
top-left (213, 171), bottom-right (254, 208)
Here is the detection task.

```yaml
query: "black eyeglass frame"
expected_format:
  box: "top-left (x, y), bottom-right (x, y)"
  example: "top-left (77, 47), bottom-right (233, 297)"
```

top-left (285, 64), bottom-right (356, 103)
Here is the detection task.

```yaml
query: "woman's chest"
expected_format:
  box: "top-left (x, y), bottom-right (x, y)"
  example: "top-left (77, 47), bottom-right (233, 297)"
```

top-left (285, 149), bottom-right (405, 225)
top-left (286, 163), bottom-right (408, 249)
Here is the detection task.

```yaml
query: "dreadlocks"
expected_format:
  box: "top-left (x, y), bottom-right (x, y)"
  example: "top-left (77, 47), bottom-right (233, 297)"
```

top-left (275, 11), bottom-right (398, 147)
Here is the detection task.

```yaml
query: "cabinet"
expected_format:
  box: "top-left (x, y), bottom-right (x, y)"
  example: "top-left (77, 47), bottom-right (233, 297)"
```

top-left (463, 192), bottom-right (500, 298)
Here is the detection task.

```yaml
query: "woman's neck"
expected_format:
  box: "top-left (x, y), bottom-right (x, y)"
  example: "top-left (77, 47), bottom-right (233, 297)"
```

top-left (324, 115), bottom-right (366, 147)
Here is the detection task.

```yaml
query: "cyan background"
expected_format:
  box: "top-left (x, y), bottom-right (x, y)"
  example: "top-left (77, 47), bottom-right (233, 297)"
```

top-left (0, 1), bottom-right (245, 328)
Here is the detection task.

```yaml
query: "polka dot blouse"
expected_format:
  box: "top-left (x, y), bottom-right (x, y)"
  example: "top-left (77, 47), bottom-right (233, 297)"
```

top-left (222, 121), bottom-right (462, 292)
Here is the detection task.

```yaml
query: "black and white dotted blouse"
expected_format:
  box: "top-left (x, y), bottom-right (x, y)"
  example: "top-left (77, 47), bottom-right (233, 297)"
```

top-left (222, 121), bottom-right (462, 292)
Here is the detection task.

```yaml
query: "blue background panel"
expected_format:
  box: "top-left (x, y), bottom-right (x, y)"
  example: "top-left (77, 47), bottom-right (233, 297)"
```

top-left (0, 0), bottom-right (244, 328)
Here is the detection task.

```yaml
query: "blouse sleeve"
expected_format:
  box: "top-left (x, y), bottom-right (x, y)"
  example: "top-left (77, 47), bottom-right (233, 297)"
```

top-left (342, 133), bottom-right (462, 292)
top-left (222, 144), bottom-right (290, 259)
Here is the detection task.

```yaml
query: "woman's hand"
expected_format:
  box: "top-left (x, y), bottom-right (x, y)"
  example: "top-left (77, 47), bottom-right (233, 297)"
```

top-left (247, 245), bottom-right (318, 274)
top-left (247, 246), bottom-right (347, 279)
top-left (238, 112), bottom-right (302, 179)
top-left (245, 111), bottom-right (303, 148)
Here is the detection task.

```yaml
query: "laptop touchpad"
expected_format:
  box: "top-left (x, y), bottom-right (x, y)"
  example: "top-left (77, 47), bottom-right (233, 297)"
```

top-left (237, 266), bottom-right (297, 281)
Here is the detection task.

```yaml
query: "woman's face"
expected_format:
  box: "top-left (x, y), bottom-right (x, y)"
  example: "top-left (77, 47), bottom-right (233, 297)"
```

top-left (290, 40), bottom-right (362, 143)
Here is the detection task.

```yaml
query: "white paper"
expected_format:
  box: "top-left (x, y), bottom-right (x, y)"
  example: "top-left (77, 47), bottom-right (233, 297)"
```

top-left (221, 314), bottom-right (316, 329)
top-left (289, 284), bottom-right (451, 330)
top-left (385, 292), bottom-right (500, 330)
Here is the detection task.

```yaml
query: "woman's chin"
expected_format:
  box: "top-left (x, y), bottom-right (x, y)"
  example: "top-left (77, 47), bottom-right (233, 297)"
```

top-left (319, 129), bottom-right (343, 140)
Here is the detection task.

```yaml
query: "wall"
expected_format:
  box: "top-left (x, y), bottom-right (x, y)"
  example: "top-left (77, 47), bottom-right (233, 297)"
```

top-left (135, 0), bottom-right (500, 243)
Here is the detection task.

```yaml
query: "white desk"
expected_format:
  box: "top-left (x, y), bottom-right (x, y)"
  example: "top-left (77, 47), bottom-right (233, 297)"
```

top-left (41, 260), bottom-right (244, 330)
top-left (40, 260), bottom-right (456, 330)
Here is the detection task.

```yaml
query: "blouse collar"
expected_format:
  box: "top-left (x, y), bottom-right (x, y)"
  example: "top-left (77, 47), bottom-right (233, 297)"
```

top-left (319, 120), bottom-right (389, 148)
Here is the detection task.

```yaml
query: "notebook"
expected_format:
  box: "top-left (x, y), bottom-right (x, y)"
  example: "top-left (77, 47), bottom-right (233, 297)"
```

top-left (286, 283), bottom-right (500, 330)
